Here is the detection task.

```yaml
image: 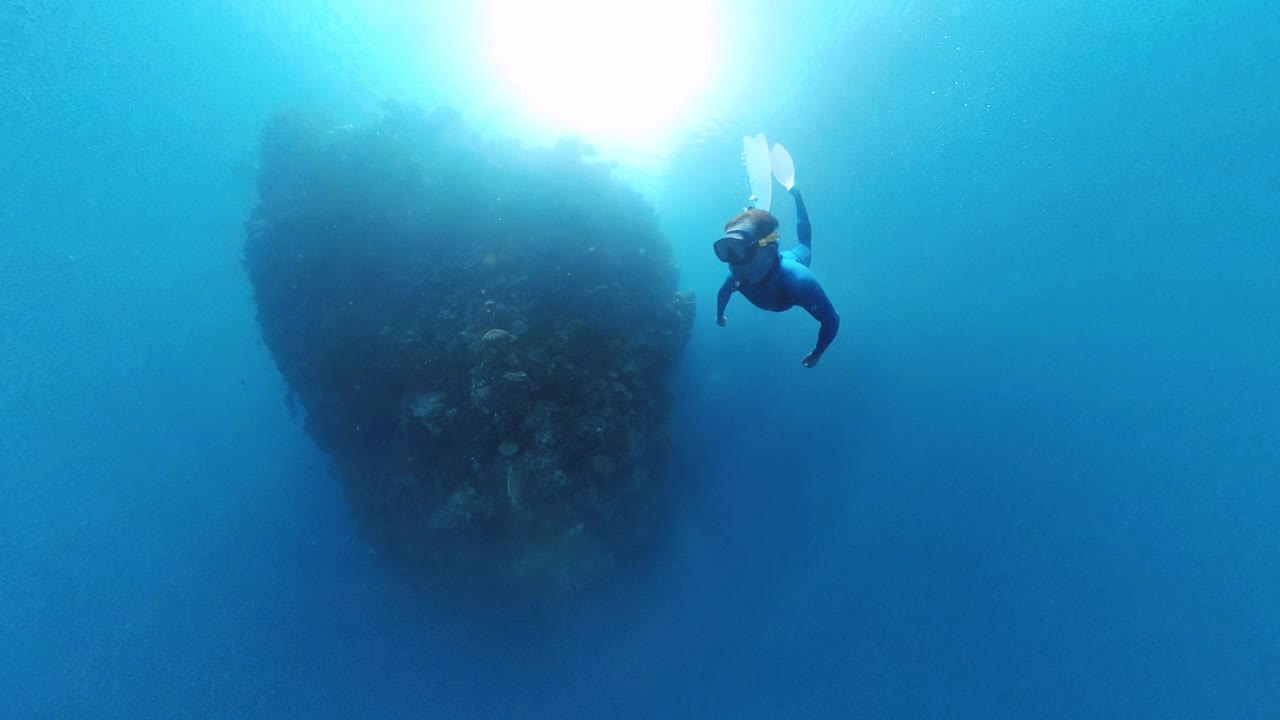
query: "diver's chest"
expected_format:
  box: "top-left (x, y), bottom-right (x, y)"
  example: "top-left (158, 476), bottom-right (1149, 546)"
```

top-left (740, 280), bottom-right (792, 312)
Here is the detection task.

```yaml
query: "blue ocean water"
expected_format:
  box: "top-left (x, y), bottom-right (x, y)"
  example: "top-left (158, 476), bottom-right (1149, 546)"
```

top-left (3, 1), bottom-right (1278, 718)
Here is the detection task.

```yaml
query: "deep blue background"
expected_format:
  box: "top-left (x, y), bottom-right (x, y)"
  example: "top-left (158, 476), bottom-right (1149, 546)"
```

top-left (3, 1), bottom-right (1278, 717)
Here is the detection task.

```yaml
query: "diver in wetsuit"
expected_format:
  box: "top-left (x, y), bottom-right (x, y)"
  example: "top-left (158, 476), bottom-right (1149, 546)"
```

top-left (713, 187), bottom-right (840, 368)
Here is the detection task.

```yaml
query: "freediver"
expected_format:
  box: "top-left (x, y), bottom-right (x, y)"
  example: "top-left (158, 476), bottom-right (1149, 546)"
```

top-left (713, 184), bottom-right (840, 368)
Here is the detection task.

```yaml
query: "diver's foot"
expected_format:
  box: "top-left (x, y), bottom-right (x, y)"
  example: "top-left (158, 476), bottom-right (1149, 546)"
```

top-left (802, 352), bottom-right (820, 368)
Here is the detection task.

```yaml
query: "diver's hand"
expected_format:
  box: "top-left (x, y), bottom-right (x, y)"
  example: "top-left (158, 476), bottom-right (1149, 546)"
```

top-left (717, 316), bottom-right (728, 327)
top-left (801, 351), bottom-right (820, 368)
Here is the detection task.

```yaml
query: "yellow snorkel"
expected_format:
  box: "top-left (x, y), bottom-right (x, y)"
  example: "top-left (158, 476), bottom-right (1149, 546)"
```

top-left (757, 231), bottom-right (780, 247)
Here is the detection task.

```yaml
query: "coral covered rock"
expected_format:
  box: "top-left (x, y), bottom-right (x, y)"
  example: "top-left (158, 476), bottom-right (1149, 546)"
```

top-left (243, 102), bottom-right (694, 598)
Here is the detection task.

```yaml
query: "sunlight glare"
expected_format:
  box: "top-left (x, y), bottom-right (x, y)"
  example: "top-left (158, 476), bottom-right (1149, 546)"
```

top-left (484, 0), bottom-right (720, 141)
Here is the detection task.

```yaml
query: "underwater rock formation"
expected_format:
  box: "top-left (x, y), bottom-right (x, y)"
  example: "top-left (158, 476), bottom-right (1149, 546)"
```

top-left (243, 102), bottom-right (694, 598)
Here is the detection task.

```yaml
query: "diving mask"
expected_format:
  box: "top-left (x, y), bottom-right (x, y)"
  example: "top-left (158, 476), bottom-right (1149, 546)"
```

top-left (713, 231), bottom-right (780, 265)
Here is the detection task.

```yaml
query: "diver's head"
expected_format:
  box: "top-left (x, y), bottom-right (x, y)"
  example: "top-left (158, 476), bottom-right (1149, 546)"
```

top-left (714, 208), bottom-right (781, 284)
top-left (722, 208), bottom-right (778, 240)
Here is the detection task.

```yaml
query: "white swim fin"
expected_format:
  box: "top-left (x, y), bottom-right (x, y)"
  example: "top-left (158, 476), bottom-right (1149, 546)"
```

top-left (742, 132), bottom-right (773, 211)
top-left (770, 143), bottom-right (795, 191)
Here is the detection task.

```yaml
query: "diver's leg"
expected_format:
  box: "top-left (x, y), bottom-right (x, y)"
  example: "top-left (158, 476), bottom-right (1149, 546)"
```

top-left (787, 244), bottom-right (812, 268)
top-left (792, 189), bottom-right (812, 267)
top-left (794, 190), bottom-right (812, 246)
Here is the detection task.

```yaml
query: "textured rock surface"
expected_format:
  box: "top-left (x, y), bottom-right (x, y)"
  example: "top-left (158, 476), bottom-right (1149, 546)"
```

top-left (243, 103), bottom-right (694, 597)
